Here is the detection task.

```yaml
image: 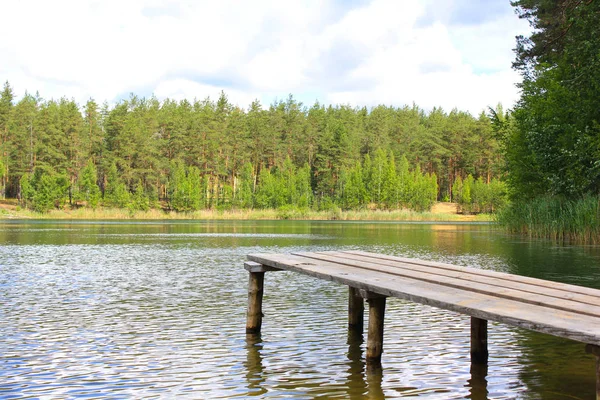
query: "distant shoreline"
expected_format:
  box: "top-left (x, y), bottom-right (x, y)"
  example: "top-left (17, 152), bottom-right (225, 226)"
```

top-left (0, 201), bottom-right (492, 222)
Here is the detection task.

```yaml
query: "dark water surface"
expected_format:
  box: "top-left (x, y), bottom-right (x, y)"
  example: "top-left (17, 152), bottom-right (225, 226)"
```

top-left (2, 220), bottom-right (600, 399)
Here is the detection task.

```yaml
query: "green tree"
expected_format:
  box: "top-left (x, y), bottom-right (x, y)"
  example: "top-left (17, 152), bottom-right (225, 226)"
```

top-left (342, 161), bottom-right (367, 210)
top-left (382, 151), bottom-right (398, 209)
top-left (131, 179), bottom-right (149, 212)
top-left (254, 168), bottom-right (275, 209)
top-left (295, 163), bottom-right (313, 208)
top-left (77, 159), bottom-right (101, 209)
top-left (508, 0), bottom-right (600, 198)
top-left (0, 82), bottom-right (14, 198)
top-left (370, 148), bottom-right (388, 207)
top-left (104, 163), bottom-right (130, 208)
top-left (236, 162), bottom-right (255, 208)
top-left (397, 155), bottom-right (412, 207)
top-left (24, 167), bottom-right (69, 213)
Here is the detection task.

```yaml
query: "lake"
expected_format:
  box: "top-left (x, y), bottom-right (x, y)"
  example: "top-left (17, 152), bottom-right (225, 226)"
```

top-left (2, 220), bottom-right (600, 399)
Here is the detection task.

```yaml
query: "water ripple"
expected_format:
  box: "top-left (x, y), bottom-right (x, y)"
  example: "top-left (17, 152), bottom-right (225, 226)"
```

top-left (1, 221), bottom-right (597, 399)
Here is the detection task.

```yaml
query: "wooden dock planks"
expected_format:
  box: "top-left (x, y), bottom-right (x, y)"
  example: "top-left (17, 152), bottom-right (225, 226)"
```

top-left (247, 250), bottom-right (600, 346)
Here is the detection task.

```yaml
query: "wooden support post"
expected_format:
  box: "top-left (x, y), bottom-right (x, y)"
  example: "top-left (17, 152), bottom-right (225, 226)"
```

top-left (470, 317), bottom-right (488, 364)
top-left (348, 286), bottom-right (364, 333)
top-left (246, 270), bottom-right (265, 334)
top-left (360, 289), bottom-right (387, 365)
top-left (245, 261), bottom-right (280, 334)
top-left (586, 344), bottom-right (600, 400)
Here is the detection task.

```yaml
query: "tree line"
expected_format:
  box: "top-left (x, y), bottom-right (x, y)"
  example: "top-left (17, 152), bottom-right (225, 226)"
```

top-left (0, 82), bottom-right (505, 213)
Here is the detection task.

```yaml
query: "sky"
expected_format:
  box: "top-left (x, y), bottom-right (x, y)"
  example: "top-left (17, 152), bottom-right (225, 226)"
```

top-left (0, 0), bottom-right (530, 115)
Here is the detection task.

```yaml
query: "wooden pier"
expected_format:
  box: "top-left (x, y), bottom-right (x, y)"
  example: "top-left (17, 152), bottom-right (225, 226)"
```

top-left (244, 250), bottom-right (600, 397)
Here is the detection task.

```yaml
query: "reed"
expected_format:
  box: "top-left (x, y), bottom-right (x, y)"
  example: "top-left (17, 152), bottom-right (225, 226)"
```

top-left (2, 204), bottom-right (493, 222)
top-left (497, 195), bottom-right (600, 243)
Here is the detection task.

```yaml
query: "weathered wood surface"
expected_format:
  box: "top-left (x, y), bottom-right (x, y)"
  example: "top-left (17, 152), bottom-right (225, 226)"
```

top-left (365, 293), bottom-right (386, 364)
top-left (247, 251), bottom-right (600, 345)
top-left (245, 261), bottom-right (269, 334)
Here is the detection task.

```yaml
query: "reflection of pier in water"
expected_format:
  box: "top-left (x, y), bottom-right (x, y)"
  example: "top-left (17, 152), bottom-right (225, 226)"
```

top-left (244, 334), bottom-right (267, 396)
top-left (244, 250), bottom-right (600, 398)
top-left (244, 322), bottom-right (387, 398)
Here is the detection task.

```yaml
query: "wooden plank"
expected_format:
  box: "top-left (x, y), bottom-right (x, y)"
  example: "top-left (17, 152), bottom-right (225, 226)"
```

top-left (359, 289), bottom-right (387, 300)
top-left (247, 253), bottom-right (600, 345)
top-left (345, 250), bottom-right (600, 299)
top-left (244, 261), bottom-right (281, 273)
top-left (331, 251), bottom-right (600, 306)
top-left (291, 251), bottom-right (600, 318)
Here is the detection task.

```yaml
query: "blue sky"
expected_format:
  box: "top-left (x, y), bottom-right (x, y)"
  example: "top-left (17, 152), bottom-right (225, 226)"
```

top-left (0, 0), bottom-right (529, 115)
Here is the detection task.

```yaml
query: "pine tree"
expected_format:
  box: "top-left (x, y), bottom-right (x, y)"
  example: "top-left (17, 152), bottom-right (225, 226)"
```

top-left (131, 179), bottom-right (149, 212)
top-left (0, 82), bottom-right (14, 198)
top-left (104, 163), bottom-right (130, 208)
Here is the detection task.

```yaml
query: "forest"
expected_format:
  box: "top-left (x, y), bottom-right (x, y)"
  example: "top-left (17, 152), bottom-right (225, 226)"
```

top-left (0, 84), bottom-right (505, 214)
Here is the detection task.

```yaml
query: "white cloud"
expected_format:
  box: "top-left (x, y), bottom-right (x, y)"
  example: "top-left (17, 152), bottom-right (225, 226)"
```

top-left (0, 0), bottom-right (530, 114)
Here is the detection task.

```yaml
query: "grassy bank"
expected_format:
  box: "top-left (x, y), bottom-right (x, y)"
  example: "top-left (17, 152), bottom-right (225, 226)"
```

top-left (497, 195), bottom-right (600, 243)
top-left (0, 202), bottom-right (492, 222)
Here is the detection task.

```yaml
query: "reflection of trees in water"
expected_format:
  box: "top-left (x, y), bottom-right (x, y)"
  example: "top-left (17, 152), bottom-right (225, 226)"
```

top-left (515, 329), bottom-right (595, 399)
top-left (499, 238), bottom-right (600, 286)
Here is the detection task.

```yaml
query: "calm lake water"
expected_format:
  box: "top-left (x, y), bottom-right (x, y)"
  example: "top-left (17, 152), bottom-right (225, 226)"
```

top-left (2, 220), bottom-right (600, 399)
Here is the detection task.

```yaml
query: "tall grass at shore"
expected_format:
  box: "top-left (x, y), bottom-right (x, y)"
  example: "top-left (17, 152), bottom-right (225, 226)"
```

top-left (1, 205), bottom-right (492, 222)
top-left (497, 195), bottom-right (600, 243)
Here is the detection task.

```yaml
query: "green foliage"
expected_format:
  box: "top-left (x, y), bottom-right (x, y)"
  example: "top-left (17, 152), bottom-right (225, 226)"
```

top-left (1, 82), bottom-right (506, 214)
top-left (492, 1), bottom-right (600, 240)
top-left (235, 163), bottom-right (254, 209)
top-left (103, 163), bottom-right (130, 208)
top-left (462, 175), bottom-right (473, 207)
top-left (20, 167), bottom-right (69, 212)
top-left (453, 175), bottom-right (507, 214)
top-left (33, 174), bottom-right (56, 213)
top-left (20, 173), bottom-right (33, 207)
top-left (76, 159), bottom-right (101, 209)
top-left (170, 163), bottom-right (202, 212)
top-left (407, 166), bottom-right (438, 212)
top-left (295, 163), bottom-right (313, 208)
top-left (254, 168), bottom-right (276, 209)
top-left (276, 205), bottom-right (309, 220)
top-left (508, 0), bottom-right (600, 198)
top-left (131, 180), bottom-right (150, 212)
top-left (341, 161), bottom-right (367, 210)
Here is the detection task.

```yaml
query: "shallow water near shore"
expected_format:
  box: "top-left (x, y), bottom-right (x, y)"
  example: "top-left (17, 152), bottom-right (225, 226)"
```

top-left (2, 220), bottom-right (600, 399)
